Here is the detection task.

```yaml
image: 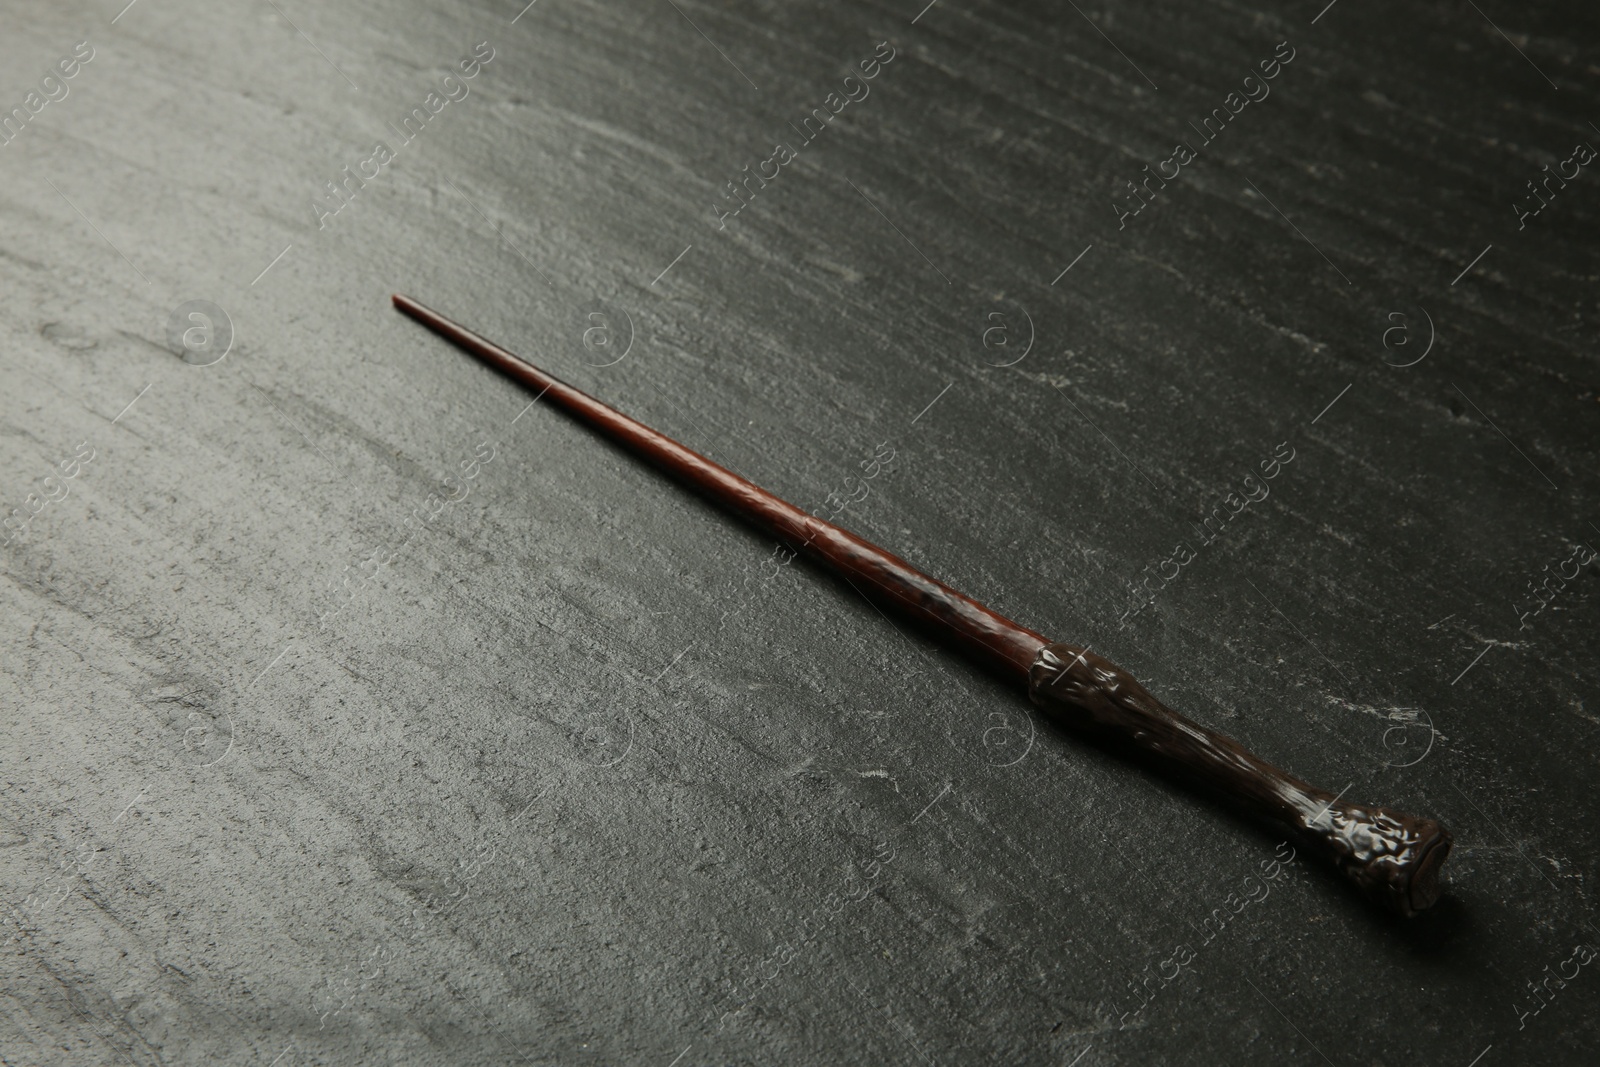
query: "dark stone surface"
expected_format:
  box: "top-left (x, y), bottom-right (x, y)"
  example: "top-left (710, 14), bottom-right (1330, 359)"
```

top-left (1, 1), bottom-right (1597, 1063)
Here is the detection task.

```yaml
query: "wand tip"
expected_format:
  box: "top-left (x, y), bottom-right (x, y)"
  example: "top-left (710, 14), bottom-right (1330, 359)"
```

top-left (391, 293), bottom-right (427, 322)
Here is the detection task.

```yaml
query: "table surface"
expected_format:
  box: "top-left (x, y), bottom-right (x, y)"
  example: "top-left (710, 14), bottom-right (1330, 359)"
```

top-left (2, 1), bottom-right (1598, 1064)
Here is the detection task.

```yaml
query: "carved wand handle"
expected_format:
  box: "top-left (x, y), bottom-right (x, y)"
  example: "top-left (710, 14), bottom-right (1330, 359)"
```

top-left (393, 294), bottom-right (1453, 916)
top-left (1029, 646), bottom-right (1450, 915)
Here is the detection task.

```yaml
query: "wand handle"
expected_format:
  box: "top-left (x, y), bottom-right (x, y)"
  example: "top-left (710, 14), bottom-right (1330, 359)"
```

top-left (1029, 645), bottom-right (1452, 915)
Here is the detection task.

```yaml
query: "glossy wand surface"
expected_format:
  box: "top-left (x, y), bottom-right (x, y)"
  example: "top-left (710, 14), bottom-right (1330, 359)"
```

top-left (392, 293), bottom-right (1453, 916)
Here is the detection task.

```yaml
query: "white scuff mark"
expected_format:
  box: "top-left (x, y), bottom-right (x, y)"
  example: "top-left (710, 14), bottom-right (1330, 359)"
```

top-left (1465, 630), bottom-right (1526, 650)
top-left (854, 769), bottom-right (900, 792)
top-left (1317, 522), bottom-right (1356, 548)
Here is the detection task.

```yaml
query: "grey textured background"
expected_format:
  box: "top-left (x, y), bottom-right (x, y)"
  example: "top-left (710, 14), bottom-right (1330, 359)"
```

top-left (2, 0), bottom-right (1598, 1064)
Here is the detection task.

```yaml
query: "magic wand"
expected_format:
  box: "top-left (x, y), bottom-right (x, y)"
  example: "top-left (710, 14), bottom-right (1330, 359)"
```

top-left (393, 293), bottom-right (1453, 916)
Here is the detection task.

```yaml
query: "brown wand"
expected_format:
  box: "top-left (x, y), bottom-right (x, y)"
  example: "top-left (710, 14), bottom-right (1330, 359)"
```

top-left (392, 293), bottom-right (1453, 916)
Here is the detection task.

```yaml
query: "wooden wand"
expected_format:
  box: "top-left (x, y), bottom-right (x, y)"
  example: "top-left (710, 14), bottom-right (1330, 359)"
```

top-left (393, 293), bottom-right (1453, 916)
